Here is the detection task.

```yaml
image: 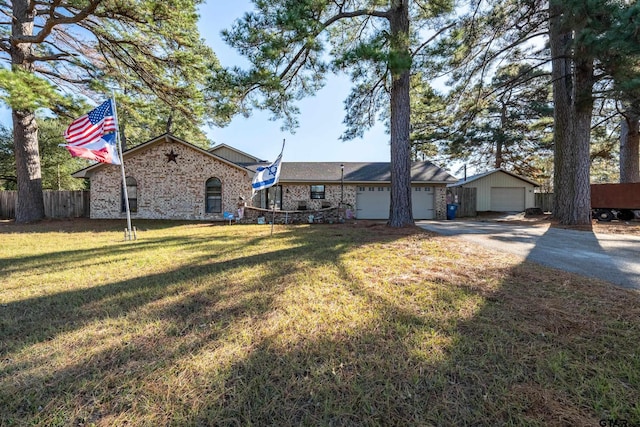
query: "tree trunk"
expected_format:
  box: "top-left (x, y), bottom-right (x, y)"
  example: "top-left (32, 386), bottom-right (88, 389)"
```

top-left (13, 110), bottom-right (44, 222)
top-left (620, 112), bottom-right (640, 183)
top-left (11, 0), bottom-right (45, 222)
top-left (571, 52), bottom-right (593, 225)
top-left (387, 0), bottom-right (413, 227)
top-left (549, 2), bottom-right (593, 226)
top-left (496, 101), bottom-right (506, 169)
top-left (549, 3), bottom-right (573, 223)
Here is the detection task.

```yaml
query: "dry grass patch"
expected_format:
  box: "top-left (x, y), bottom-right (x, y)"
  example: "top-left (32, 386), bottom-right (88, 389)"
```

top-left (1, 219), bottom-right (639, 426)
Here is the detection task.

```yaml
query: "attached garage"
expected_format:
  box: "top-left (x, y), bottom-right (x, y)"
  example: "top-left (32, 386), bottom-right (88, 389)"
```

top-left (448, 169), bottom-right (539, 213)
top-left (356, 186), bottom-right (390, 219)
top-left (412, 186), bottom-right (435, 219)
top-left (356, 186), bottom-right (435, 219)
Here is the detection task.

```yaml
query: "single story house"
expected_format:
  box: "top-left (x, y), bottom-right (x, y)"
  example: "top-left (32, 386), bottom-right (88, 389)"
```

top-left (72, 133), bottom-right (458, 221)
top-left (447, 168), bottom-right (540, 212)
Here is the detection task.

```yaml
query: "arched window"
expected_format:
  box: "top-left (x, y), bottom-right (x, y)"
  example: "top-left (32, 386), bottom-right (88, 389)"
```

top-left (206, 177), bottom-right (222, 213)
top-left (121, 176), bottom-right (138, 213)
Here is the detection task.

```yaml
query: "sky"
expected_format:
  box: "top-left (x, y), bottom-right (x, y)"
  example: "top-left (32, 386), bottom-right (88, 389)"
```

top-left (197, 1), bottom-right (394, 163)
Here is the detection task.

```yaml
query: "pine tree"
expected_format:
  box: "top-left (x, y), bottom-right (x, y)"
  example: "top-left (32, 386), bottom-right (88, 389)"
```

top-left (0, 0), bottom-right (227, 222)
top-left (220, 0), bottom-right (455, 227)
top-left (414, 62), bottom-right (553, 178)
top-left (429, 0), bottom-right (638, 224)
top-left (550, 0), bottom-right (640, 224)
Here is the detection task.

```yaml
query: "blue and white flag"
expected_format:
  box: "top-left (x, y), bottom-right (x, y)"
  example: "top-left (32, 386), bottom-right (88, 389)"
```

top-left (252, 141), bottom-right (285, 191)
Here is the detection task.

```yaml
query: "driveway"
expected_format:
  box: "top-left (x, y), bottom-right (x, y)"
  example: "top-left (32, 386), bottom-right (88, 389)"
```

top-left (417, 220), bottom-right (640, 290)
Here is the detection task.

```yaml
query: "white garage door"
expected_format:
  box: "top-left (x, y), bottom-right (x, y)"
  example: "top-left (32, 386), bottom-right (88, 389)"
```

top-left (356, 186), bottom-right (390, 219)
top-left (412, 186), bottom-right (435, 219)
top-left (490, 187), bottom-right (525, 212)
top-left (355, 186), bottom-right (435, 220)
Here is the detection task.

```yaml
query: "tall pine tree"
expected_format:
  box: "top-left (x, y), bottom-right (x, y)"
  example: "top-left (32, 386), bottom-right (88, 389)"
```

top-left (0, 0), bottom-right (228, 222)
top-left (220, 0), bottom-right (455, 227)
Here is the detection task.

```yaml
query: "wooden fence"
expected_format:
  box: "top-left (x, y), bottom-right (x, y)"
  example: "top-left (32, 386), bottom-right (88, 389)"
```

top-left (447, 187), bottom-right (477, 218)
top-left (0, 191), bottom-right (15, 219)
top-left (535, 192), bottom-right (554, 213)
top-left (0, 190), bottom-right (90, 219)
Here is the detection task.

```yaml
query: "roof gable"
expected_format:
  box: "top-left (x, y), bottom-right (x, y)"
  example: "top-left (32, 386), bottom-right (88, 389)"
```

top-left (209, 143), bottom-right (264, 164)
top-left (72, 133), bottom-right (250, 178)
top-left (448, 168), bottom-right (539, 187)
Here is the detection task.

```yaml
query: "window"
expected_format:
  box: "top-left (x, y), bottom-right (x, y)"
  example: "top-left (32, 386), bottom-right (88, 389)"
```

top-left (414, 187), bottom-right (432, 192)
top-left (310, 185), bottom-right (325, 199)
top-left (206, 177), bottom-right (222, 213)
top-left (121, 176), bottom-right (137, 213)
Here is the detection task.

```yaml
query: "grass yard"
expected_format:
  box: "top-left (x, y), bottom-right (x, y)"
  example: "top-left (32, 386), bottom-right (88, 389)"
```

top-left (1, 219), bottom-right (639, 426)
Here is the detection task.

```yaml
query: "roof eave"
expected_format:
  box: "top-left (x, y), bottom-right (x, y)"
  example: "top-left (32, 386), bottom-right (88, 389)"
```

top-left (279, 179), bottom-right (453, 185)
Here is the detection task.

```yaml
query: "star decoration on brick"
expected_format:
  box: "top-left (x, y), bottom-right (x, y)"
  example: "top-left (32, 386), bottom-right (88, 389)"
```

top-left (165, 149), bottom-right (179, 163)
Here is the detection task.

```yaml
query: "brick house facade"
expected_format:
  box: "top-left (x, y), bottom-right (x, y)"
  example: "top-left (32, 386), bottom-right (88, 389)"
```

top-left (73, 134), bottom-right (455, 221)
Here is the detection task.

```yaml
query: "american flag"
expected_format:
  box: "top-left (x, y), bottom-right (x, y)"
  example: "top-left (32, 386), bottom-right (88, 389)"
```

top-left (61, 99), bottom-right (121, 164)
top-left (64, 100), bottom-right (116, 146)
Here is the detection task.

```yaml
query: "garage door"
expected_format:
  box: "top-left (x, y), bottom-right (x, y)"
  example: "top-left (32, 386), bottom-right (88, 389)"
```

top-left (356, 186), bottom-right (390, 219)
top-left (412, 186), bottom-right (435, 219)
top-left (490, 187), bottom-right (525, 212)
top-left (355, 186), bottom-right (435, 219)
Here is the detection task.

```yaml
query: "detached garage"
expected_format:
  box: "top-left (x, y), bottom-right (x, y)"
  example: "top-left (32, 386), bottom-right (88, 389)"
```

top-left (448, 169), bottom-right (539, 212)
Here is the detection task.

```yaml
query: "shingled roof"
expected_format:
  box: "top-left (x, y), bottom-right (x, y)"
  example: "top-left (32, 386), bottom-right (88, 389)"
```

top-left (448, 168), bottom-right (539, 187)
top-left (245, 161), bottom-right (457, 183)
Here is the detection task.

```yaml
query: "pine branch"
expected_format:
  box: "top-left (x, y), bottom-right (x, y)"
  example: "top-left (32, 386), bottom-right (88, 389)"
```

top-left (279, 8), bottom-right (389, 80)
top-left (12, 1), bottom-right (102, 45)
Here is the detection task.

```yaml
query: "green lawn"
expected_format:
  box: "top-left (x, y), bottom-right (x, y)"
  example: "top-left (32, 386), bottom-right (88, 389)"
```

top-left (1, 219), bottom-right (639, 426)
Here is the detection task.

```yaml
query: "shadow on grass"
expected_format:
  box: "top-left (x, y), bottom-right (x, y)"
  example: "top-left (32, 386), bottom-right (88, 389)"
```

top-left (1, 223), bottom-right (385, 348)
top-left (0, 219), bottom-right (244, 275)
top-left (0, 218), bottom-right (210, 234)
top-left (1, 221), bottom-right (423, 424)
top-left (2, 222), bottom-right (640, 425)
top-left (182, 266), bottom-right (640, 425)
top-left (189, 264), bottom-right (640, 425)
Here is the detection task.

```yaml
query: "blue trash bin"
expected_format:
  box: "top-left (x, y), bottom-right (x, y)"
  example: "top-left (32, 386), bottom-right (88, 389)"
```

top-left (446, 204), bottom-right (458, 220)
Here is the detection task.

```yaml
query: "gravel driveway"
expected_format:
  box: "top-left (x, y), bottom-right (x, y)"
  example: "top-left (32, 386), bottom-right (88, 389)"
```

top-left (417, 220), bottom-right (640, 290)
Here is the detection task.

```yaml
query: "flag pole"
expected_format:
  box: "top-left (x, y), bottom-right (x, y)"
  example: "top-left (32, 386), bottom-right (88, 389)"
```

top-left (270, 139), bottom-right (285, 237)
top-left (270, 198), bottom-right (276, 237)
top-left (111, 94), bottom-right (133, 240)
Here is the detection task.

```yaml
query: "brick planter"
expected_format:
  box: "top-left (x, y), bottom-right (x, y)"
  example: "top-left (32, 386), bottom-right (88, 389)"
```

top-left (241, 206), bottom-right (347, 224)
